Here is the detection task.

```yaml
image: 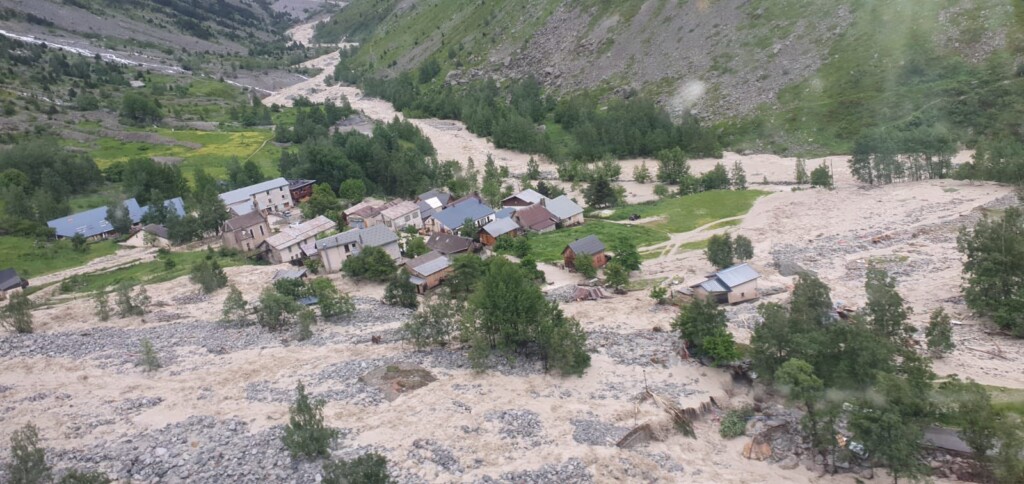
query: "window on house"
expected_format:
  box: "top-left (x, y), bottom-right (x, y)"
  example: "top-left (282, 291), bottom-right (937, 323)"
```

top-left (259, 225), bottom-right (265, 236)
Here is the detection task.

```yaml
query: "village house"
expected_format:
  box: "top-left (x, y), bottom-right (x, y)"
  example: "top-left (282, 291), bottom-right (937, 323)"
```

top-left (315, 224), bottom-right (401, 273)
top-left (691, 263), bottom-right (760, 304)
top-left (427, 198), bottom-right (495, 235)
top-left (478, 217), bottom-right (521, 246)
top-left (221, 211), bottom-right (272, 252)
top-left (124, 224), bottom-right (172, 248)
top-left (260, 215), bottom-right (336, 264)
top-left (287, 179), bottom-right (317, 203)
top-left (512, 203), bottom-right (558, 233)
top-left (407, 250), bottom-right (453, 293)
top-left (544, 195), bottom-right (585, 227)
top-left (501, 188), bottom-right (547, 208)
top-left (415, 189), bottom-right (451, 222)
top-left (342, 198), bottom-right (386, 229)
top-left (47, 197), bottom-right (185, 240)
top-left (562, 235), bottom-right (608, 270)
top-left (426, 233), bottom-right (474, 256)
top-left (379, 200), bottom-right (423, 232)
top-left (0, 268), bottom-right (28, 296)
top-left (219, 177), bottom-right (293, 216)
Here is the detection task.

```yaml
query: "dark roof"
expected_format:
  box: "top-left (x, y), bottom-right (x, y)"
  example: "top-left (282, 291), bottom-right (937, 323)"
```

top-left (417, 189), bottom-right (452, 206)
top-left (141, 224), bottom-right (169, 239)
top-left (513, 204), bottom-right (557, 231)
top-left (0, 268), bottom-right (26, 292)
top-left (223, 211), bottom-right (268, 232)
top-left (566, 235), bottom-right (605, 256)
top-left (288, 179), bottom-right (316, 190)
top-left (427, 233), bottom-right (473, 255)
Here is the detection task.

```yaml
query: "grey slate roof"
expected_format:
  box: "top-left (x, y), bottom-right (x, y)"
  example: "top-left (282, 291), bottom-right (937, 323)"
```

top-left (141, 224), bottom-right (169, 239)
top-left (427, 233), bottom-right (473, 254)
top-left (716, 263), bottom-right (760, 288)
top-left (417, 189), bottom-right (451, 206)
top-left (316, 229), bottom-right (362, 250)
top-left (218, 177), bottom-right (289, 205)
top-left (431, 199), bottom-right (494, 230)
top-left (481, 218), bottom-right (520, 238)
top-left (0, 268), bottom-right (26, 292)
top-left (566, 235), bottom-right (605, 256)
top-left (47, 197), bottom-right (185, 238)
top-left (545, 195), bottom-right (584, 220)
top-left (224, 211), bottom-right (267, 232)
top-left (407, 251), bottom-right (450, 277)
top-left (315, 224), bottom-right (398, 251)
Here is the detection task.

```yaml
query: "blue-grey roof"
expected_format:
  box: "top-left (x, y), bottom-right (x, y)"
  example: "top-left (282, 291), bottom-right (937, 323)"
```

top-left (360, 224), bottom-right (399, 248)
top-left (715, 263), bottom-right (760, 288)
top-left (218, 177), bottom-right (289, 205)
top-left (698, 278), bottom-right (729, 293)
top-left (566, 235), bottom-right (605, 256)
top-left (431, 200), bottom-right (493, 230)
top-left (494, 207), bottom-right (515, 219)
top-left (316, 229), bottom-right (362, 250)
top-left (408, 251), bottom-right (450, 276)
top-left (47, 197), bottom-right (183, 238)
top-left (545, 195), bottom-right (584, 220)
top-left (482, 218), bottom-right (520, 237)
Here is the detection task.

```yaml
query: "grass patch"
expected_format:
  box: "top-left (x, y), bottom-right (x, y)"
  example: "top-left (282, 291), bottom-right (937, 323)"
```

top-left (986, 385), bottom-right (1024, 418)
top-left (704, 219), bottom-right (742, 230)
top-left (87, 129), bottom-right (280, 181)
top-left (58, 249), bottom-right (253, 293)
top-left (527, 220), bottom-right (669, 262)
top-left (625, 276), bottom-right (667, 292)
top-left (0, 237), bottom-right (119, 279)
top-left (607, 190), bottom-right (766, 234)
top-left (678, 239), bottom-right (710, 252)
top-left (68, 184), bottom-right (126, 213)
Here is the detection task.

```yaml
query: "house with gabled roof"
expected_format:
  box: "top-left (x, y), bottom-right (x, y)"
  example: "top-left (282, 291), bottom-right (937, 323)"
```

top-left (342, 198), bottom-right (386, 229)
top-left (479, 218), bottom-right (521, 246)
top-left (502, 188), bottom-right (547, 208)
top-left (562, 235), bottom-right (607, 270)
top-left (379, 200), bottom-right (423, 232)
top-left (47, 197), bottom-right (185, 240)
top-left (219, 177), bottom-right (293, 216)
top-left (512, 203), bottom-right (558, 233)
top-left (221, 211), bottom-right (271, 252)
top-left (691, 263), bottom-right (760, 304)
top-left (416, 189), bottom-right (452, 222)
top-left (426, 233), bottom-right (474, 255)
top-left (545, 195), bottom-right (585, 227)
top-left (427, 199), bottom-right (495, 235)
top-left (125, 224), bottom-right (172, 248)
top-left (316, 224), bottom-right (401, 273)
top-left (407, 250), bottom-right (452, 293)
top-left (261, 215), bottom-right (337, 264)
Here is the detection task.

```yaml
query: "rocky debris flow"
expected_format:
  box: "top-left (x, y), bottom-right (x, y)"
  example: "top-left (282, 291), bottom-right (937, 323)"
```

top-left (725, 304), bottom-right (763, 331)
top-left (475, 458), bottom-right (593, 483)
top-left (588, 379), bottom-right (703, 402)
top-left (114, 396), bottom-right (164, 416)
top-left (587, 330), bottom-right (681, 367)
top-left (640, 451), bottom-right (686, 473)
top-left (571, 414), bottom-right (630, 446)
top-left (0, 384), bottom-right (12, 394)
top-left (0, 321), bottom-right (281, 368)
top-left (171, 292), bottom-right (209, 305)
top-left (42, 416), bottom-right (345, 483)
top-left (484, 409), bottom-right (547, 449)
top-left (407, 439), bottom-right (464, 475)
top-left (544, 284), bottom-right (578, 303)
top-left (334, 297), bottom-right (416, 328)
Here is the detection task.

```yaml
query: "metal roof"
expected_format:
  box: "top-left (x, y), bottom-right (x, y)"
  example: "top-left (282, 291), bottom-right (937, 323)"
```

top-left (379, 200), bottom-right (420, 220)
top-left (218, 177), bottom-right (289, 205)
top-left (223, 211), bottom-right (267, 232)
top-left (343, 198), bottom-right (385, 217)
top-left (503, 189), bottom-right (546, 205)
top-left (545, 195), bottom-right (584, 220)
top-left (431, 199), bottom-right (494, 230)
top-left (566, 235), bottom-right (605, 256)
top-left (698, 278), bottom-right (729, 293)
top-left (481, 218), bottom-right (520, 237)
top-left (513, 204), bottom-right (557, 231)
top-left (0, 268), bottom-right (25, 292)
top-left (315, 229), bottom-right (362, 250)
top-left (407, 251), bottom-right (450, 277)
top-left (263, 216), bottom-right (337, 250)
top-left (715, 263), bottom-right (760, 288)
top-left (494, 207), bottom-right (515, 219)
top-left (47, 197), bottom-right (183, 238)
top-left (417, 189), bottom-right (451, 206)
top-left (427, 233), bottom-right (473, 254)
top-left (141, 224), bottom-right (169, 239)
top-left (360, 224), bottom-right (399, 248)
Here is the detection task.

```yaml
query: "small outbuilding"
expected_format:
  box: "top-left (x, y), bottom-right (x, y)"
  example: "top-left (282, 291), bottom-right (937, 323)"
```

top-left (0, 268), bottom-right (28, 296)
top-left (407, 251), bottom-right (452, 293)
top-left (478, 218), bottom-right (521, 246)
top-left (691, 263), bottom-right (760, 304)
top-left (512, 203), bottom-right (557, 233)
top-left (125, 224), bottom-right (172, 248)
top-left (502, 188), bottom-right (547, 208)
top-left (562, 235), bottom-right (607, 270)
top-left (426, 233), bottom-right (474, 256)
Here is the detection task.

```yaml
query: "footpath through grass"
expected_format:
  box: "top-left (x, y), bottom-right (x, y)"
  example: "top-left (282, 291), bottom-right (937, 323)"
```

top-left (0, 237), bottom-right (119, 279)
top-left (60, 249), bottom-right (253, 294)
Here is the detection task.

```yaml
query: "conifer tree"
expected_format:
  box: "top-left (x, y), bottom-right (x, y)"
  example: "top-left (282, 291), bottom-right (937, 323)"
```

top-left (282, 381), bottom-right (338, 459)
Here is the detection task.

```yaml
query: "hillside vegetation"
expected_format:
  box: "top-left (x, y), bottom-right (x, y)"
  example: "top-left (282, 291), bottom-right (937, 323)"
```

top-left (320, 0), bottom-right (1024, 155)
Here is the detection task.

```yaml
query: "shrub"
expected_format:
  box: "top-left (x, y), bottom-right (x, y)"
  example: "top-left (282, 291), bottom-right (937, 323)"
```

top-left (282, 381), bottom-right (338, 459)
top-left (402, 294), bottom-right (462, 349)
top-left (384, 270), bottom-right (418, 309)
top-left (256, 287), bottom-right (301, 331)
top-left (342, 246), bottom-right (397, 282)
top-left (925, 308), bottom-right (955, 356)
top-left (297, 309), bottom-right (315, 342)
top-left (93, 292), bottom-right (110, 321)
top-left (650, 286), bottom-right (668, 304)
top-left (0, 291), bottom-right (33, 333)
top-left (138, 339), bottom-right (160, 371)
top-left (574, 254), bottom-right (597, 279)
top-left (603, 260), bottom-right (629, 290)
top-left (58, 470), bottom-right (113, 483)
top-left (221, 285), bottom-right (248, 324)
top-left (719, 407), bottom-right (753, 439)
top-left (189, 259), bottom-right (228, 294)
top-left (308, 277), bottom-right (354, 319)
top-left (5, 423), bottom-right (51, 483)
top-left (114, 282), bottom-right (145, 317)
top-left (322, 453), bottom-right (391, 484)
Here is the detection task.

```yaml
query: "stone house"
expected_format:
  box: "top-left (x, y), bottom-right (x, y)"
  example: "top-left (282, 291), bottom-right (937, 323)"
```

top-left (221, 211), bottom-right (271, 253)
top-left (691, 263), bottom-right (760, 304)
top-left (261, 215), bottom-right (337, 264)
top-left (219, 178), bottom-right (293, 216)
top-left (315, 224), bottom-right (401, 273)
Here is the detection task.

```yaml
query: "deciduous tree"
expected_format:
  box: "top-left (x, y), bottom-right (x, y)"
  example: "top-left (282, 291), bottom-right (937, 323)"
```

top-left (282, 381), bottom-right (338, 459)
top-left (705, 233), bottom-right (734, 270)
top-left (925, 308), bottom-right (955, 356)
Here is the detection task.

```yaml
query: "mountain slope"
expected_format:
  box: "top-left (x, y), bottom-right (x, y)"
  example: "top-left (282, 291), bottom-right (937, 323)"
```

top-left (320, 0), bottom-right (1024, 153)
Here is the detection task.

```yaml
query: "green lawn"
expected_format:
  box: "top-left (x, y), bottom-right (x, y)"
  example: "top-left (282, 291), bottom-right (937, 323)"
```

top-left (606, 190), bottom-right (767, 234)
top-left (527, 220), bottom-right (669, 262)
top-left (0, 237), bottom-right (119, 279)
top-left (68, 184), bottom-right (126, 213)
top-left (678, 239), bottom-right (710, 252)
top-left (986, 385), bottom-right (1024, 419)
top-left (60, 249), bottom-right (253, 293)
top-left (86, 128), bottom-right (280, 180)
